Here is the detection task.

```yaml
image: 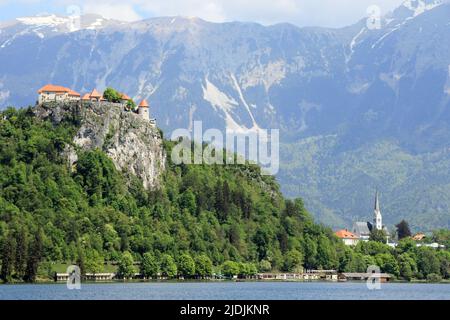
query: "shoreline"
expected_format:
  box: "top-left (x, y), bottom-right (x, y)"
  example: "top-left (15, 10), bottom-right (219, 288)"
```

top-left (2, 279), bottom-right (450, 285)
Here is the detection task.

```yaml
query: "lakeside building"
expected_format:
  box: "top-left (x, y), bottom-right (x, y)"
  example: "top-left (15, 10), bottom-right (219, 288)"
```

top-left (339, 273), bottom-right (392, 283)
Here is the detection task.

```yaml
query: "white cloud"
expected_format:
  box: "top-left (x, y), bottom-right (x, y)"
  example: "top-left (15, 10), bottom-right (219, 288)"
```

top-left (105, 0), bottom-right (406, 27)
top-left (82, 2), bottom-right (141, 21)
top-left (10, 0), bottom-right (408, 27)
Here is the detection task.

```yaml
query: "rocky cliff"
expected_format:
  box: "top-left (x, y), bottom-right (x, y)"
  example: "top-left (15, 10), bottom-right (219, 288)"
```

top-left (34, 101), bottom-right (165, 189)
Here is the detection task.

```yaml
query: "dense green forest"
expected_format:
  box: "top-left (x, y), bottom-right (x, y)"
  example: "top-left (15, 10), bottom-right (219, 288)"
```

top-left (1, 107), bottom-right (450, 283)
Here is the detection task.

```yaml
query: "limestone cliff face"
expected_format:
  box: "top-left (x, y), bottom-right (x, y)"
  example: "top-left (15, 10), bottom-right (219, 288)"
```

top-left (34, 101), bottom-right (166, 189)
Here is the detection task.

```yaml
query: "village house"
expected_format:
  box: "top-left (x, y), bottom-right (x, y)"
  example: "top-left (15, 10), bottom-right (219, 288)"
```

top-left (335, 229), bottom-right (359, 246)
top-left (412, 233), bottom-right (426, 241)
top-left (37, 84), bottom-right (154, 122)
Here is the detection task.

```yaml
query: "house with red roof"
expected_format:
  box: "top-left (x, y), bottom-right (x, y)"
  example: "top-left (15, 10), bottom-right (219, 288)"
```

top-left (335, 229), bottom-right (360, 246)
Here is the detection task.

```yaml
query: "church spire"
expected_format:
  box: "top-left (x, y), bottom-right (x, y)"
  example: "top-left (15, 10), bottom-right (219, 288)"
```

top-left (374, 189), bottom-right (380, 212)
top-left (373, 189), bottom-right (382, 231)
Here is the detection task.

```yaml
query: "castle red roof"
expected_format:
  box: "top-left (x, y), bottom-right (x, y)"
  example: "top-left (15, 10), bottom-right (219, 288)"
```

top-left (121, 93), bottom-right (131, 100)
top-left (68, 89), bottom-right (80, 97)
top-left (90, 89), bottom-right (102, 98)
top-left (38, 84), bottom-right (70, 94)
top-left (138, 99), bottom-right (149, 108)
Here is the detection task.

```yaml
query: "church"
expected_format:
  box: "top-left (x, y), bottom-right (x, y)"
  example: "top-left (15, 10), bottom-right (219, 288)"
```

top-left (352, 191), bottom-right (389, 241)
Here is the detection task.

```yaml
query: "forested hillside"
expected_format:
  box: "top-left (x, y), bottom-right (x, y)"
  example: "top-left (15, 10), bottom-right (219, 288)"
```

top-left (1, 106), bottom-right (449, 283)
top-left (0, 106), bottom-right (344, 281)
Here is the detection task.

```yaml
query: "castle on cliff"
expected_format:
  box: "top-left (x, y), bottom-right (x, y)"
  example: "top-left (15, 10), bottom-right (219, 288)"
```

top-left (37, 84), bottom-right (154, 123)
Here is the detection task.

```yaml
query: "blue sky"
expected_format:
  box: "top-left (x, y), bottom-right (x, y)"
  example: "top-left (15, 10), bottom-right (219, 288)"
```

top-left (0, 0), bottom-right (405, 27)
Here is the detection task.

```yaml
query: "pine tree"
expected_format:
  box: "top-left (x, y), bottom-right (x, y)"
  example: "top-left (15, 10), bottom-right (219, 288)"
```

top-left (222, 181), bottom-right (230, 215)
top-left (396, 220), bottom-right (412, 240)
top-left (1, 233), bottom-right (17, 282)
top-left (214, 180), bottom-right (230, 221)
top-left (15, 227), bottom-right (28, 279)
top-left (24, 231), bottom-right (43, 283)
top-left (278, 229), bottom-right (289, 254)
top-left (76, 245), bottom-right (86, 277)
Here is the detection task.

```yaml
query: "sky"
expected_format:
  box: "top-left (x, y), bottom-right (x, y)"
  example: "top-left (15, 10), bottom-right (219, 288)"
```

top-left (0, 0), bottom-right (406, 28)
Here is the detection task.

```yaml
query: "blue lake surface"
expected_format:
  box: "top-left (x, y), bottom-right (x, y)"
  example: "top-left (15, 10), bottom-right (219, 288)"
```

top-left (1, 282), bottom-right (449, 300)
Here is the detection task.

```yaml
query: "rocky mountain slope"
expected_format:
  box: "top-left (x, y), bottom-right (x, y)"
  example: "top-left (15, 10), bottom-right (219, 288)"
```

top-left (0, 0), bottom-right (449, 229)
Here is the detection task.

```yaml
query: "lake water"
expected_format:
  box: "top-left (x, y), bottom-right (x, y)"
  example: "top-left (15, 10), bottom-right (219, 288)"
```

top-left (1, 282), bottom-right (449, 300)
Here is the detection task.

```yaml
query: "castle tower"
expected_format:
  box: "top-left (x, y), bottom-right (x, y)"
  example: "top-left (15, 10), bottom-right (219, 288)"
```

top-left (89, 89), bottom-right (102, 102)
top-left (373, 190), bottom-right (382, 231)
top-left (138, 99), bottom-right (149, 120)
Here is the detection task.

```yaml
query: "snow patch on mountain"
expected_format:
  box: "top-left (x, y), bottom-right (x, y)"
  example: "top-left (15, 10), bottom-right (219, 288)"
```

top-left (402, 0), bottom-right (445, 17)
top-left (230, 73), bottom-right (261, 131)
top-left (202, 77), bottom-right (238, 113)
top-left (86, 18), bottom-right (105, 30)
top-left (12, 14), bottom-right (113, 34)
top-left (202, 77), bottom-right (259, 132)
top-left (372, 0), bottom-right (448, 49)
top-left (347, 27), bottom-right (366, 63)
top-left (16, 15), bottom-right (69, 27)
top-left (372, 23), bottom-right (405, 49)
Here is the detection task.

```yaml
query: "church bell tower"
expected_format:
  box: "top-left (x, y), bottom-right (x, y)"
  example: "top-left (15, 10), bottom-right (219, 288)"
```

top-left (373, 190), bottom-right (382, 231)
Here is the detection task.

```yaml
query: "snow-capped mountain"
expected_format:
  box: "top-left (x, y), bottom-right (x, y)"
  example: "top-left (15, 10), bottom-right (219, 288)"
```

top-left (1, 1), bottom-right (449, 229)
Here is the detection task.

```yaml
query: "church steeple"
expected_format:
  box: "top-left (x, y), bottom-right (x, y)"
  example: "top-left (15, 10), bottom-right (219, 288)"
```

top-left (373, 190), bottom-right (382, 230)
top-left (375, 190), bottom-right (380, 212)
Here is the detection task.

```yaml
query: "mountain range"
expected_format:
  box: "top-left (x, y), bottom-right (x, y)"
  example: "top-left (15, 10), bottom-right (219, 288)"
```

top-left (1, 0), bottom-right (449, 231)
